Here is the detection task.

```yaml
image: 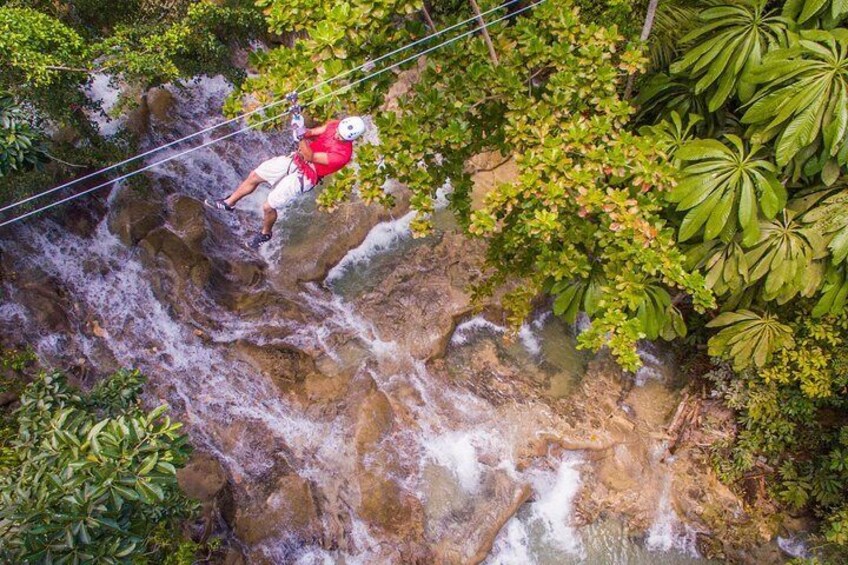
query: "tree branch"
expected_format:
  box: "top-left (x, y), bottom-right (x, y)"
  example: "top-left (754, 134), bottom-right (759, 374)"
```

top-left (469, 0), bottom-right (499, 66)
top-left (623, 0), bottom-right (660, 100)
top-left (422, 2), bottom-right (437, 32)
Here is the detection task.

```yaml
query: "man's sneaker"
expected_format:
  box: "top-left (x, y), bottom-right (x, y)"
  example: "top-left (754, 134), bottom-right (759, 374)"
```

top-left (246, 232), bottom-right (272, 249)
top-left (205, 198), bottom-right (234, 212)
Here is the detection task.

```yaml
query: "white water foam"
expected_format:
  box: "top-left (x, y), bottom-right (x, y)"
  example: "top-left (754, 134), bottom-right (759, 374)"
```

top-left (487, 454), bottom-right (585, 564)
top-left (85, 73), bottom-right (124, 136)
top-left (325, 211), bottom-right (416, 283)
top-left (450, 316), bottom-right (507, 346)
top-left (777, 535), bottom-right (808, 558)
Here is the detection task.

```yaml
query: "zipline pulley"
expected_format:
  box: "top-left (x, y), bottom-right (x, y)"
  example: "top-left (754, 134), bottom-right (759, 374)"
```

top-left (287, 91), bottom-right (306, 142)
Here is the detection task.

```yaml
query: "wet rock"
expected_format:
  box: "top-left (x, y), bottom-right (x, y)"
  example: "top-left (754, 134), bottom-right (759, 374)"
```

top-left (357, 470), bottom-right (413, 533)
top-left (177, 451), bottom-right (227, 502)
top-left (167, 195), bottom-right (207, 249)
top-left (17, 276), bottom-right (71, 333)
top-left (108, 187), bottom-right (166, 246)
top-left (231, 473), bottom-right (320, 546)
top-left (355, 231), bottom-right (487, 359)
top-left (467, 151), bottom-right (518, 212)
top-left (147, 87), bottom-right (175, 123)
top-left (233, 341), bottom-right (318, 392)
top-left (139, 226), bottom-right (212, 288)
top-left (271, 187), bottom-right (410, 286)
top-left (354, 389), bottom-right (394, 453)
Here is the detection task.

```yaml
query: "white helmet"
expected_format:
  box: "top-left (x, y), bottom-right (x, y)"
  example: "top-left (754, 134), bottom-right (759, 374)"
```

top-left (339, 116), bottom-right (366, 141)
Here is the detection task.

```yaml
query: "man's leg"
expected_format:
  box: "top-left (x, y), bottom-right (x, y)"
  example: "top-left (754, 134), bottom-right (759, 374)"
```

top-left (246, 172), bottom-right (310, 249)
top-left (225, 171), bottom-right (264, 207)
top-left (261, 202), bottom-right (278, 235)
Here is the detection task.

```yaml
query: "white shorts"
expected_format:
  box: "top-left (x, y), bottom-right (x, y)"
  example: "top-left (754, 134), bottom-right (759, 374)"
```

top-left (254, 155), bottom-right (316, 210)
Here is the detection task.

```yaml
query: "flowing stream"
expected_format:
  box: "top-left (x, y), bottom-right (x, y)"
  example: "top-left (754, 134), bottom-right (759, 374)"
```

top-left (0, 77), bottom-right (713, 564)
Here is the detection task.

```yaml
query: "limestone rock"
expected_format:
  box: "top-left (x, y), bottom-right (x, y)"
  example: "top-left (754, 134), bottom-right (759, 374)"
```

top-left (354, 389), bottom-right (394, 453)
top-left (231, 473), bottom-right (320, 546)
top-left (108, 187), bottom-right (165, 246)
top-left (177, 451), bottom-right (227, 502)
top-left (147, 87), bottom-right (175, 123)
top-left (233, 341), bottom-right (317, 392)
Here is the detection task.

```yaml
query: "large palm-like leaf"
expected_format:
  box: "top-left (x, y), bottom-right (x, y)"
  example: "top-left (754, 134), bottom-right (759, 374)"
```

top-left (670, 0), bottom-right (790, 111)
top-left (686, 237), bottom-right (750, 295)
top-left (783, 0), bottom-right (848, 28)
top-left (742, 29), bottom-right (848, 180)
top-left (671, 134), bottom-right (787, 243)
top-left (812, 263), bottom-right (848, 315)
top-left (707, 309), bottom-right (795, 369)
top-left (744, 208), bottom-right (827, 303)
top-left (796, 184), bottom-right (848, 263)
top-left (639, 111), bottom-right (702, 158)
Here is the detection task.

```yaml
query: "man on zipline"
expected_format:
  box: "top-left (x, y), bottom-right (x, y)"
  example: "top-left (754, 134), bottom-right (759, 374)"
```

top-left (205, 116), bottom-right (367, 249)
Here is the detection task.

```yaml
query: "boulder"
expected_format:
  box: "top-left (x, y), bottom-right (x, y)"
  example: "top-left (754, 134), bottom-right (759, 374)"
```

top-left (177, 451), bottom-right (227, 502)
top-left (139, 226), bottom-right (212, 288)
top-left (168, 195), bottom-right (207, 249)
top-left (108, 187), bottom-right (165, 246)
top-left (231, 473), bottom-right (320, 546)
top-left (271, 187), bottom-right (410, 286)
top-left (357, 470), bottom-right (414, 534)
top-left (354, 389), bottom-right (394, 453)
top-left (233, 341), bottom-right (318, 392)
top-left (147, 87), bottom-right (175, 123)
top-left (354, 231), bottom-right (487, 359)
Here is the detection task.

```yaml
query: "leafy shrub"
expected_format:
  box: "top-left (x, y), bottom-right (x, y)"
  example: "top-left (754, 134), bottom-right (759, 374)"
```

top-left (0, 369), bottom-right (196, 564)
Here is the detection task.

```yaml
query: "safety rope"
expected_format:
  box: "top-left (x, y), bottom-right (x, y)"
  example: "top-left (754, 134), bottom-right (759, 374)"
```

top-left (0, 0), bottom-right (523, 215)
top-left (0, 0), bottom-right (546, 229)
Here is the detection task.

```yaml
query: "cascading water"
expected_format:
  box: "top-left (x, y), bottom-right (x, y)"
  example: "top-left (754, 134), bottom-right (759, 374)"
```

top-left (0, 76), bottom-right (715, 563)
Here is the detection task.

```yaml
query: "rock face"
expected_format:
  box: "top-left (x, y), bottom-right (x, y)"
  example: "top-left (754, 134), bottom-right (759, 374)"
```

top-left (230, 472), bottom-right (320, 546)
top-left (271, 187), bottom-right (411, 286)
top-left (354, 231), bottom-right (488, 359)
top-left (177, 451), bottom-right (228, 503)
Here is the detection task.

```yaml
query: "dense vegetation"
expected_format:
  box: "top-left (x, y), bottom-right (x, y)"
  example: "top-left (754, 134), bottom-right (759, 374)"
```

top-left (0, 351), bottom-right (201, 563)
top-left (0, 0), bottom-right (262, 206)
top-left (2, 0), bottom-right (848, 560)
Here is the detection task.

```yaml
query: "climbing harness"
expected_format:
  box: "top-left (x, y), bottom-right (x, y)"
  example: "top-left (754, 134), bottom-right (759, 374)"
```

top-left (0, 0), bottom-right (548, 229)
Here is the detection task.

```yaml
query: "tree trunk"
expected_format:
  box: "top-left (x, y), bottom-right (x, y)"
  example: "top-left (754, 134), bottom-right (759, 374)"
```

top-left (469, 0), bottom-right (499, 66)
top-left (422, 2), bottom-right (437, 32)
top-left (624, 0), bottom-right (661, 100)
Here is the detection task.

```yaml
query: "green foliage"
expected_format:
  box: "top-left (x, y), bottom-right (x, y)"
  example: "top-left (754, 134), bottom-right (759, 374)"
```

top-left (742, 29), bottom-right (848, 182)
top-left (0, 93), bottom-right (47, 177)
top-left (784, 0), bottom-right (848, 28)
top-left (0, 369), bottom-right (196, 564)
top-left (0, 6), bottom-right (87, 89)
top-left (706, 309), bottom-right (795, 369)
top-left (669, 0), bottom-right (791, 111)
top-left (672, 134), bottom-right (787, 244)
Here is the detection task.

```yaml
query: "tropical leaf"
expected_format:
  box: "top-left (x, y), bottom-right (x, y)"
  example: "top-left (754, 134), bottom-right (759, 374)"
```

top-left (672, 134), bottom-right (785, 243)
top-left (784, 0), bottom-right (848, 28)
top-left (812, 263), bottom-right (848, 316)
top-left (745, 208), bottom-right (827, 303)
top-left (686, 237), bottom-right (750, 296)
top-left (742, 29), bottom-right (848, 181)
top-left (797, 183), bottom-right (848, 264)
top-left (639, 111), bottom-right (702, 158)
top-left (707, 309), bottom-right (795, 369)
top-left (669, 0), bottom-right (790, 111)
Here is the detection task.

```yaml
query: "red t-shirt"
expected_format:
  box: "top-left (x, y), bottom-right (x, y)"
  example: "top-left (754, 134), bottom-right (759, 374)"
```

top-left (294, 120), bottom-right (353, 182)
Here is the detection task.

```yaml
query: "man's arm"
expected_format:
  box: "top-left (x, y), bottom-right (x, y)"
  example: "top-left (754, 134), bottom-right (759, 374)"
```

top-left (297, 140), bottom-right (331, 165)
top-left (303, 123), bottom-right (329, 139)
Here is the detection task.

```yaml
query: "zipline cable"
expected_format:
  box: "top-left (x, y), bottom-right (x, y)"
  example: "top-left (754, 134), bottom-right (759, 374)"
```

top-left (0, 0), bottom-right (546, 229)
top-left (0, 0), bottom-right (523, 215)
